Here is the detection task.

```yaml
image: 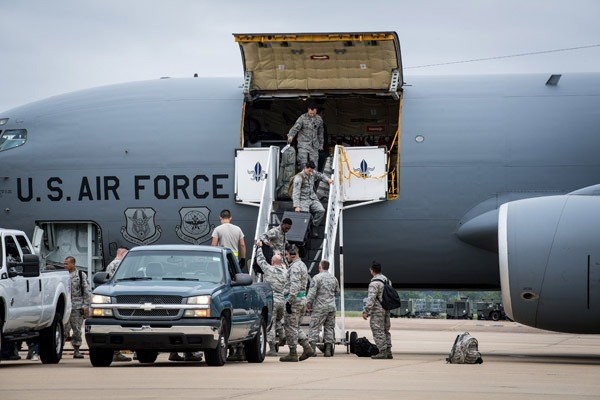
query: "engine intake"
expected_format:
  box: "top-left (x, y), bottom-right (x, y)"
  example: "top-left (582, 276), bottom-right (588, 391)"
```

top-left (498, 185), bottom-right (600, 333)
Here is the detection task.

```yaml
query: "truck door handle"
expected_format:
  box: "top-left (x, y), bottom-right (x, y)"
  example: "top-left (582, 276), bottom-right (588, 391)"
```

top-left (39, 279), bottom-right (42, 291)
top-left (27, 280), bottom-right (30, 292)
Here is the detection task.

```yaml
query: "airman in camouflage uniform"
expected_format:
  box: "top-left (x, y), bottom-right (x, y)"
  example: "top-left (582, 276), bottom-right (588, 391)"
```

top-left (258, 218), bottom-right (292, 263)
top-left (280, 244), bottom-right (315, 362)
top-left (306, 260), bottom-right (340, 357)
top-left (362, 262), bottom-right (393, 359)
top-left (292, 161), bottom-right (332, 237)
top-left (255, 243), bottom-right (287, 356)
top-left (105, 247), bottom-right (128, 278)
top-left (63, 256), bottom-right (91, 359)
top-left (287, 104), bottom-right (324, 170)
top-left (105, 248), bottom-right (134, 362)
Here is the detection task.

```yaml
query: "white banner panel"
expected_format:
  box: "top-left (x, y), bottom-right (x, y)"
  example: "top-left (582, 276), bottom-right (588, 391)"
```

top-left (340, 146), bottom-right (387, 201)
top-left (235, 148), bottom-right (276, 202)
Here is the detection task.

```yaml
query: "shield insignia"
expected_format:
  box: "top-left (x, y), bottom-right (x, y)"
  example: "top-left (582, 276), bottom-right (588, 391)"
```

top-left (121, 207), bottom-right (162, 245)
top-left (176, 207), bottom-right (214, 244)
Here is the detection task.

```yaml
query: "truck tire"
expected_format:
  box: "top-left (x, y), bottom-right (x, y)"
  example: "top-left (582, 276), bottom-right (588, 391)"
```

top-left (205, 317), bottom-right (229, 366)
top-left (244, 316), bottom-right (266, 363)
top-left (89, 348), bottom-right (114, 367)
top-left (491, 311), bottom-right (500, 321)
top-left (39, 312), bottom-right (64, 364)
top-left (136, 350), bottom-right (159, 364)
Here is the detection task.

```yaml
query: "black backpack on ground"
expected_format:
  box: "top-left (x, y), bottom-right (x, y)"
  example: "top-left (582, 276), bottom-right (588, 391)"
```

top-left (373, 278), bottom-right (402, 310)
top-left (352, 337), bottom-right (379, 357)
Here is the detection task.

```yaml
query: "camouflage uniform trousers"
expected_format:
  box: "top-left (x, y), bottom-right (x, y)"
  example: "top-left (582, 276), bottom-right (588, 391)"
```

top-left (297, 145), bottom-right (319, 171)
top-left (299, 199), bottom-right (325, 228)
top-left (268, 300), bottom-right (285, 343)
top-left (65, 307), bottom-right (85, 347)
top-left (369, 310), bottom-right (391, 353)
top-left (284, 299), bottom-right (308, 349)
top-left (308, 307), bottom-right (336, 344)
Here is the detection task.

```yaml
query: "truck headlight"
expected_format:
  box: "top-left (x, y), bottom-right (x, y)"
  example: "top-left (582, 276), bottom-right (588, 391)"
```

top-left (184, 309), bottom-right (211, 317)
top-left (186, 295), bottom-right (211, 305)
top-left (91, 295), bottom-right (113, 317)
top-left (92, 295), bottom-right (112, 304)
top-left (184, 295), bottom-right (211, 317)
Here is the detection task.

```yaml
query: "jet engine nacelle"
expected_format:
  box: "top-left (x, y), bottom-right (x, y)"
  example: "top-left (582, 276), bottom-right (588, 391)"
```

top-left (498, 185), bottom-right (600, 333)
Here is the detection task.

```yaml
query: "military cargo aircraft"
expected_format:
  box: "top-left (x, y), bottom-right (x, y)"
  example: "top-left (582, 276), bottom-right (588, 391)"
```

top-left (0, 32), bottom-right (598, 333)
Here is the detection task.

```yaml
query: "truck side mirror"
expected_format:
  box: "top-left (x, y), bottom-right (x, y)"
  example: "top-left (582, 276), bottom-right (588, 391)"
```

top-left (7, 255), bottom-right (40, 278)
top-left (21, 255), bottom-right (41, 277)
top-left (231, 273), bottom-right (253, 286)
top-left (93, 272), bottom-right (110, 285)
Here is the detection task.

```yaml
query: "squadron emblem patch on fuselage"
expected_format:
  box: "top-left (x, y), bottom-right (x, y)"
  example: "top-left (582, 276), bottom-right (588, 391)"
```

top-left (353, 159), bottom-right (375, 177)
top-left (248, 162), bottom-right (267, 182)
top-left (175, 206), bottom-right (214, 244)
top-left (121, 207), bottom-right (162, 245)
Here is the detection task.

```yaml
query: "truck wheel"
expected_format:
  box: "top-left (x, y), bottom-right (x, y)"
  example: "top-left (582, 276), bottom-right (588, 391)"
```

top-left (491, 311), bottom-right (500, 321)
top-left (205, 317), bottom-right (229, 366)
top-left (89, 348), bottom-right (114, 367)
top-left (244, 316), bottom-right (266, 363)
top-left (39, 312), bottom-right (64, 364)
top-left (136, 350), bottom-right (159, 364)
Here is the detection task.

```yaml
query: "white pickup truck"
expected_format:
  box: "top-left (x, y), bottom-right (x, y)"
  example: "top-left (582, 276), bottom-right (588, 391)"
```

top-left (0, 228), bottom-right (71, 364)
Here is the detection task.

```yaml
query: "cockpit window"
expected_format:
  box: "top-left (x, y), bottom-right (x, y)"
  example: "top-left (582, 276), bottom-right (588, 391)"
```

top-left (0, 129), bottom-right (27, 152)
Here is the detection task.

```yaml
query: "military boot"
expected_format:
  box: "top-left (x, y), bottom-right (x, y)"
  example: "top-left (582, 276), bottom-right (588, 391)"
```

top-left (184, 352), bottom-right (203, 362)
top-left (386, 349), bottom-right (394, 359)
top-left (73, 346), bottom-right (84, 359)
top-left (310, 341), bottom-right (317, 357)
top-left (266, 342), bottom-right (278, 357)
top-left (279, 347), bottom-right (298, 362)
top-left (371, 349), bottom-right (390, 359)
top-left (277, 329), bottom-right (286, 347)
top-left (299, 340), bottom-right (315, 361)
top-left (324, 343), bottom-right (333, 357)
top-left (227, 346), bottom-right (245, 362)
top-left (169, 352), bottom-right (185, 361)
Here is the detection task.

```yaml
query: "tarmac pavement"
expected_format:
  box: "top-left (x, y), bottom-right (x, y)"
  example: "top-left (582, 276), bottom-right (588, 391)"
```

top-left (1, 317), bottom-right (599, 400)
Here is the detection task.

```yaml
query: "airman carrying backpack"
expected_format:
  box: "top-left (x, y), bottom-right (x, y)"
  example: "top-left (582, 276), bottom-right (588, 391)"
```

top-left (372, 278), bottom-right (402, 310)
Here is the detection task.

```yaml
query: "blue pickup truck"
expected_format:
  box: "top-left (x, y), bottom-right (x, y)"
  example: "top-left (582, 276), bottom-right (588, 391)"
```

top-left (85, 245), bottom-right (272, 367)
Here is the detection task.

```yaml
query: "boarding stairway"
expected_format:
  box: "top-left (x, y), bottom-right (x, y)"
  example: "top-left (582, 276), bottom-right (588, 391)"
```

top-left (235, 144), bottom-right (389, 349)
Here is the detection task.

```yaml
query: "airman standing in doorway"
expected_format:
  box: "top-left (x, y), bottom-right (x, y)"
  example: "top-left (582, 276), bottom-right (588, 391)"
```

top-left (288, 103), bottom-right (324, 171)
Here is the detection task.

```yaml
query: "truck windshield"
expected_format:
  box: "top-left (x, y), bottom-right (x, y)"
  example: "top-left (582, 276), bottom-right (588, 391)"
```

top-left (114, 250), bottom-right (223, 283)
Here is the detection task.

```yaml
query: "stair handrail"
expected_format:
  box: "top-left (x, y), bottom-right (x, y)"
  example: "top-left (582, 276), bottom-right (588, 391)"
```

top-left (248, 146), bottom-right (279, 277)
top-left (321, 145), bottom-right (343, 275)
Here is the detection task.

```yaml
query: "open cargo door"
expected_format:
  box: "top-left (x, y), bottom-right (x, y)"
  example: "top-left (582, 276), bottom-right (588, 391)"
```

top-left (235, 31), bottom-right (404, 200)
top-left (234, 32), bottom-right (403, 98)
